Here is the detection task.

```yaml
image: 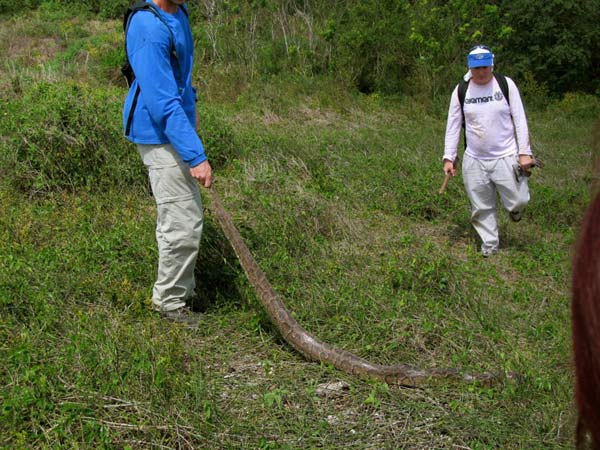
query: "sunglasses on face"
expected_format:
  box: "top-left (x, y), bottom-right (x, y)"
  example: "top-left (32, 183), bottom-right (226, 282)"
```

top-left (470, 44), bottom-right (491, 52)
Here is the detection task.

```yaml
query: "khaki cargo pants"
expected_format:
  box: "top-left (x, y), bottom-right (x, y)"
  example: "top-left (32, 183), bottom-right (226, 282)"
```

top-left (138, 144), bottom-right (203, 312)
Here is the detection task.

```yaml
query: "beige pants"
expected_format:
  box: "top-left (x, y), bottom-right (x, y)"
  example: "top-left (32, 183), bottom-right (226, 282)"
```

top-left (138, 144), bottom-right (203, 311)
top-left (462, 153), bottom-right (530, 253)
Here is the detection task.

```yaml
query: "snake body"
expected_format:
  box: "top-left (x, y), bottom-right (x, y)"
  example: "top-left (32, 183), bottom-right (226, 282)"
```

top-left (210, 188), bottom-right (499, 386)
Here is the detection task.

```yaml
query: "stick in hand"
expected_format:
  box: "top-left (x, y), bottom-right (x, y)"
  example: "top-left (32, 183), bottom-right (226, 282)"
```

top-left (438, 172), bottom-right (451, 194)
top-left (439, 157), bottom-right (458, 194)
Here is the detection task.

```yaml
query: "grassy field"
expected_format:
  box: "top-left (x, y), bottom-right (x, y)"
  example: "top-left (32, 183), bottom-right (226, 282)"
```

top-left (1, 8), bottom-right (599, 450)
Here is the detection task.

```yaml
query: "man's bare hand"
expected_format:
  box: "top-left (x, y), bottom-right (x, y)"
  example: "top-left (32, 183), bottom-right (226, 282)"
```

top-left (443, 159), bottom-right (457, 176)
top-left (190, 160), bottom-right (213, 188)
top-left (518, 154), bottom-right (534, 171)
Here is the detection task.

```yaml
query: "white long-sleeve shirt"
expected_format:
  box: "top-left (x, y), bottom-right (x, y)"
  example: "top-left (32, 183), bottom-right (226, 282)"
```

top-left (443, 75), bottom-right (532, 162)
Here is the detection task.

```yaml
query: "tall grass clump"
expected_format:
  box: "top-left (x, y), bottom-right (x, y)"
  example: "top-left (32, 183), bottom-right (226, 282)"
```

top-left (0, 81), bottom-right (144, 194)
top-left (0, 79), bottom-right (239, 195)
top-left (0, 0), bottom-right (129, 18)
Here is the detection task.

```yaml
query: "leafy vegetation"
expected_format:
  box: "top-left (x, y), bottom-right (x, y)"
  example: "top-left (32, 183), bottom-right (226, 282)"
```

top-left (1, 2), bottom-right (598, 449)
top-left (2, 0), bottom-right (600, 96)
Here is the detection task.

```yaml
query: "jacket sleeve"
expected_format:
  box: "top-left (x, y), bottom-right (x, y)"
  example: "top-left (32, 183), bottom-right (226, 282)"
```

top-left (507, 77), bottom-right (532, 156)
top-left (127, 16), bottom-right (206, 167)
top-left (443, 85), bottom-right (462, 162)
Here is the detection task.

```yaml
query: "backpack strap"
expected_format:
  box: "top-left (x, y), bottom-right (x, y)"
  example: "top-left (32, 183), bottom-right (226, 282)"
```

top-left (493, 72), bottom-right (510, 106)
top-left (457, 73), bottom-right (511, 150)
top-left (123, 1), bottom-right (188, 136)
top-left (457, 78), bottom-right (469, 112)
top-left (179, 3), bottom-right (189, 18)
top-left (457, 79), bottom-right (469, 151)
top-left (122, 1), bottom-right (179, 83)
top-left (122, 1), bottom-right (150, 32)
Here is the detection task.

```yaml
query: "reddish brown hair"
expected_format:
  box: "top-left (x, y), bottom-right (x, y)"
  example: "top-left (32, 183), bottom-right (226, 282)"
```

top-left (573, 190), bottom-right (600, 449)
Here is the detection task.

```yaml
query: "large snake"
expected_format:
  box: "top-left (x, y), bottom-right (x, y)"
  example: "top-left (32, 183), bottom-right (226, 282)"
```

top-left (209, 187), bottom-right (504, 387)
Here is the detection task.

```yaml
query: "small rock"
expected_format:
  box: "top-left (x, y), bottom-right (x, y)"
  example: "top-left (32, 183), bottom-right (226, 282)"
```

top-left (315, 381), bottom-right (350, 398)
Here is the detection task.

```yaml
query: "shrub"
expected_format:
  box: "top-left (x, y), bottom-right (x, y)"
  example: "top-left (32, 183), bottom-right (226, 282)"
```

top-left (0, 81), bottom-right (240, 195)
top-left (4, 0), bottom-right (600, 98)
top-left (0, 81), bottom-right (145, 194)
top-left (550, 92), bottom-right (600, 120)
top-left (331, 0), bottom-right (414, 94)
top-left (197, 105), bottom-right (240, 171)
top-left (500, 0), bottom-right (600, 96)
top-left (0, 0), bottom-right (128, 18)
top-left (0, 0), bottom-right (43, 15)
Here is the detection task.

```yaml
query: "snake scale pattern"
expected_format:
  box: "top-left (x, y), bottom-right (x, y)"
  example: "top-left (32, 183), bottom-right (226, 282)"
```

top-left (210, 187), bottom-right (501, 387)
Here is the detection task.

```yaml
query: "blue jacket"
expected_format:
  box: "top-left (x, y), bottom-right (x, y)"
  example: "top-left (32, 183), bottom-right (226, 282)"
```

top-left (122, 1), bottom-right (206, 167)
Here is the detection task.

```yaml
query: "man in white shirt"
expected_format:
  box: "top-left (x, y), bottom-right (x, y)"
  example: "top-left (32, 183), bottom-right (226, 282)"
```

top-left (443, 45), bottom-right (534, 257)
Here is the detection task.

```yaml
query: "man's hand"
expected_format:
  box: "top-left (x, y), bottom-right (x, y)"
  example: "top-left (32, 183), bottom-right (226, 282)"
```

top-left (518, 154), bottom-right (534, 171)
top-left (443, 159), bottom-right (457, 176)
top-left (190, 160), bottom-right (213, 188)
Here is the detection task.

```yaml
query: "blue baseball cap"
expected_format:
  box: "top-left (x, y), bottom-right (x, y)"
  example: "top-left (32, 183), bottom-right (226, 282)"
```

top-left (468, 45), bottom-right (494, 68)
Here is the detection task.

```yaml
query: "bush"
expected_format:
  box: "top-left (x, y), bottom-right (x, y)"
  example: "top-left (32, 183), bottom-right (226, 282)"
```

top-left (0, 81), bottom-right (240, 195)
top-left (549, 92), bottom-right (600, 120)
top-left (81, 0), bottom-right (129, 19)
top-left (0, 0), bottom-right (128, 18)
top-left (197, 105), bottom-right (240, 171)
top-left (0, 81), bottom-right (145, 194)
top-left (4, 0), bottom-right (600, 98)
top-left (331, 0), bottom-right (414, 94)
top-left (0, 0), bottom-right (43, 15)
top-left (501, 0), bottom-right (600, 96)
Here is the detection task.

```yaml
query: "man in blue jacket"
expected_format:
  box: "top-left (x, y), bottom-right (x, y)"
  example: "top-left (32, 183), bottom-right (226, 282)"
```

top-left (123, 0), bottom-right (212, 324)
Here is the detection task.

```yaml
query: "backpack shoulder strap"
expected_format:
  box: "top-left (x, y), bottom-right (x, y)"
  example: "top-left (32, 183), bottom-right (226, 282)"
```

top-left (124, 1), bottom-right (179, 52)
top-left (457, 79), bottom-right (469, 150)
top-left (123, 1), bottom-right (153, 32)
top-left (123, 1), bottom-right (179, 78)
top-left (456, 74), bottom-right (510, 151)
top-left (180, 3), bottom-right (189, 18)
top-left (493, 73), bottom-right (510, 106)
top-left (123, 1), bottom-right (180, 135)
top-left (458, 78), bottom-right (469, 113)
top-left (122, 1), bottom-right (157, 88)
top-left (124, 1), bottom-right (175, 44)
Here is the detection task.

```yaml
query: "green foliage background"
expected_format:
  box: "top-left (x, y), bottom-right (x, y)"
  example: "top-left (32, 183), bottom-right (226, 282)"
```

top-left (2, 0), bottom-right (600, 96)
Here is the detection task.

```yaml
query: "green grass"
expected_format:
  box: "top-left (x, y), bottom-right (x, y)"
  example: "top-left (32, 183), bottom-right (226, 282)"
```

top-left (1, 11), bottom-right (597, 450)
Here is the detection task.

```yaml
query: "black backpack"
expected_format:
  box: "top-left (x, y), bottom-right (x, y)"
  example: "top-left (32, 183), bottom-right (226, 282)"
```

top-left (121, 1), bottom-right (188, 135)
top-left (457, 73), bottom-right (510, 149)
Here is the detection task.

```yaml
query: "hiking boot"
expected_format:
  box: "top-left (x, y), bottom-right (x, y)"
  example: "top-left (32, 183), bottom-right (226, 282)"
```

top-left (509, 210), bottom-right (522, 222)
top-left (482, 248), bottom-right (498, 258)
top-left (159, 307), bottom-right (200, 328)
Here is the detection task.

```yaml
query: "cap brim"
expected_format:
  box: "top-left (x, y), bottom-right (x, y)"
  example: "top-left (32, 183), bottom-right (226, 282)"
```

top-left (469, 61), bottom-right (492, 68)
top-left (468, 54), bottom-right (494, 68)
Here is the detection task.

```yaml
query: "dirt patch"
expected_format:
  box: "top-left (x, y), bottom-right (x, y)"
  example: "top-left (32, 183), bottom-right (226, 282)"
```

top-left (297, 105), bottom-right (340, 125)
top-left (263, 111), bottom-right (281, 125)
top-left (0, 23), bottom-right (63, 64)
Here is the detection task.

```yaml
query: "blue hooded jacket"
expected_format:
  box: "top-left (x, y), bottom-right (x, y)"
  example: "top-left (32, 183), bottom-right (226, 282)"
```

top-left (122, 1), bottom-right (206, 167)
